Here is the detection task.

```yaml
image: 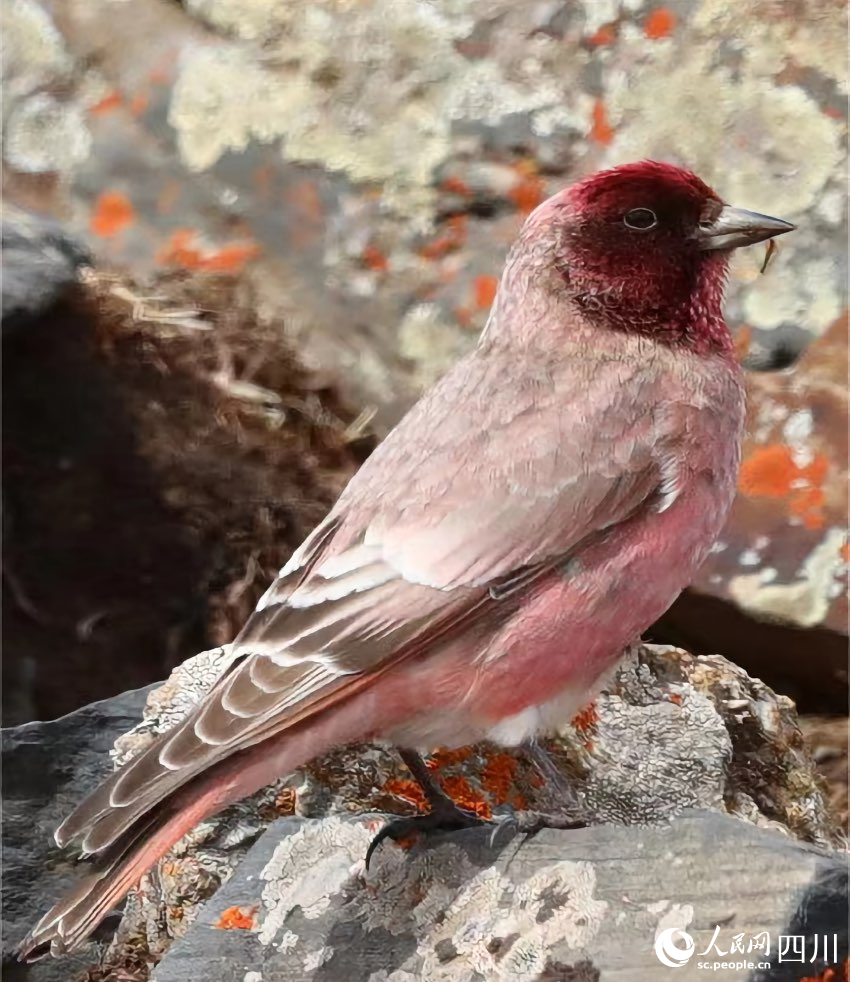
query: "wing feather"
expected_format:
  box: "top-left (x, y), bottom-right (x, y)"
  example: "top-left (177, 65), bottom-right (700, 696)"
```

top-left (57, 343), bottom-right (672, 857)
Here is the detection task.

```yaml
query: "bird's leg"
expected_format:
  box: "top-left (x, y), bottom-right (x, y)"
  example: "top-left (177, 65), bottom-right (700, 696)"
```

top-left (525, 740), bottom-right (585, 813)
top-left (365, 748), bottom-right (486, 868)
top-left (488, 740), bottom-right (588, 841)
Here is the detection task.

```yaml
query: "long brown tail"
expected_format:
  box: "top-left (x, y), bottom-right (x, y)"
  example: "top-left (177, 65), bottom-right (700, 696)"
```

top-left (15, 656), bottom-right (375, 960)
top-left (16, 744), bottom-right (264, 960)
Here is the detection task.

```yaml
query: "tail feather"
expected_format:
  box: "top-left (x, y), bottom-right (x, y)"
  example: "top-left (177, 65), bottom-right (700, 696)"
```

top-left (17, 754), bottom-right (248, 960)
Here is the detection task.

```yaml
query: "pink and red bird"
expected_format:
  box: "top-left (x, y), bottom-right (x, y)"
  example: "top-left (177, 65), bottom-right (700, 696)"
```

top-left (19, 161), bottom-right (794, 959)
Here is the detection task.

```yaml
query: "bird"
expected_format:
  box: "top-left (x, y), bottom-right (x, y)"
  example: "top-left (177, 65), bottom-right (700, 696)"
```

top-left (17, 160), bottom-right (794, 960)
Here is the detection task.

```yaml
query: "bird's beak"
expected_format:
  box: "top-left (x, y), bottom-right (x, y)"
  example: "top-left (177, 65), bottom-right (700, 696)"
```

top-left (695, 206), bottom-right (796, 251)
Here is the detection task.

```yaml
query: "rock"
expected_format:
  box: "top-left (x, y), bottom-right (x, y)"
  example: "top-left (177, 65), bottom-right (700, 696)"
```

top-left (65, 641), bottom-right (838, 973)
top-left (1, 684), bottom-right (153, 982)
top-left (1, 208), bottom-right (89, 335)
top-left (151, 812), bottom-right (848, 982)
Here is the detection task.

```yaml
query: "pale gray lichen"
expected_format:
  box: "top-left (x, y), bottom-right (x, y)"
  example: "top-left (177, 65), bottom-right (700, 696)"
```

top-left (0, 0), bottom-right (71, 83)
top-left (397, 303), bottom-right (475, 389)
top-left (728, 527), bottom-right (848, 627)
top-left (169, 0), bottom-right (578, 218)
top-left (257, 815), bottom-right (607, 982)
top-left (4, 93), bottom-right (92, 173)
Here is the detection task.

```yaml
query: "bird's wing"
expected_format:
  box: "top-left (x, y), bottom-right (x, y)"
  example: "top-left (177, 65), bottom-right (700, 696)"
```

top-left (57, 344), bottom-right (672, 854)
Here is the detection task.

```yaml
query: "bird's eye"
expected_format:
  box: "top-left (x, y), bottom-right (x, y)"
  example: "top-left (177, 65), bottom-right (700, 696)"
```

top-left (623, 208), bottom-right (658, 230)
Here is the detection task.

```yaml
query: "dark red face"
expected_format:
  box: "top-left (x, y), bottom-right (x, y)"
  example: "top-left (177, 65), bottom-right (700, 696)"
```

top-left (565, 161), bottom-right (725, 271)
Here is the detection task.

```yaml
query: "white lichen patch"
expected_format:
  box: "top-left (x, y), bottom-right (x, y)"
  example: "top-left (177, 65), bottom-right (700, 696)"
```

top-left (1, 0), bottom-right (71, 81)
top-left (607, 50), bottom-right (842, 221)
top-left (258, 816), bottom-right (374, 943)
top-left (416, 856), bottom-right (607, 981)
top-left (693, 0), bottom-right (849, 91)
top-left (169, 0), bottom-right (579, 218)
top-left (782, 409), bottom-right (815, 469)
top-left (398, 303), bottom-right (475, 388)
top-left (257, 818), bottom-right (607, 980)
top-left (728, 527), bottom-right (848, 627)
top-left (743, 255), bottom-right (843, 337)
top-left (4, 93), bottom-right (91, 173)
top-left (654, 902), bottom-right (694, 939)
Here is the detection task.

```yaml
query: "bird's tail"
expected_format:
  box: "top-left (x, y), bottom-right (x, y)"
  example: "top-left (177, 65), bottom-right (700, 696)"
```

top-left (15, 736), bottom-right (289, 960)
top-left (15, 658), bottom-right (377, 961)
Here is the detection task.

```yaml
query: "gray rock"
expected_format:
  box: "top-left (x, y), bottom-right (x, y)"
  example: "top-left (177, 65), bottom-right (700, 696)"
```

top-left (1, 209), bottom-right (90, 334)
top-left (152, 811), bottom-right (848, 982)
top-left (1, 684), bottom-right (154, 981)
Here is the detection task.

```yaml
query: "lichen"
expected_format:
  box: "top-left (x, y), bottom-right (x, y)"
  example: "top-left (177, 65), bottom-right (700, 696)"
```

top-left (4, 93), bottom-right (91, 173)
top-left (398, 302), bottom-right (475, 389)
top-left (1, 0), bottom-right (71, 80)
top-left (728, 526), bottom-right (848, 627)
top-left (169, 0), bottom-right (575, 219)
top-left (256, 816), bottom-right (607, 982)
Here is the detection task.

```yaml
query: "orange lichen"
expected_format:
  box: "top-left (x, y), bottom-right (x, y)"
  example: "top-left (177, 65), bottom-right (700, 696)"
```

top-left (644, 7), bottom-right (677, 40)
top-left (215, 905), bottom-right (257, 930)
top-left (427, 746), bottom-right (473, 769)
top-left (129, 91), bottom-right (150, 117)
top-left (571, 702), bottom-right (599, 732)
top-left (668, 692), bottom-right (683, 705)
top-left (790, 487), bottom-right (826, 530)
top-left (734, 325), bottom-right (752, 362)
top-left (440, 176), bottom-right (472, 196)
top-left (274, 787), bottom-right (297, 815)
top-left (419, 215), bottom-right (468, 259)
top-left (474, 275), bottom-right (499, 310)
top-left (440, 775), bottom-right (492, 818)
top-left (799, 962), bottom-right (849, 982)
top-left (454, 305), bottom-right (474, 329)
top-left (156, 229), bottom-right (261, 273)
top-left (384, 777), bottom-right (427, 809)
top-left (90, 191), bottom-right (136, 237)
top-left (361, 244), bottom-right (389, 272)
top-left (481, 752), bottom-right (518, 804)
top-left (739, 443), bottom-right (829, 527)
top-left (588, 23), bottom-right (617, 47)
top-left (89, 91), bottom-right (123, 116)
top-left (508, 163), bottom-right (545, 215)
top-left (590, 100), bottom-right (614, 145)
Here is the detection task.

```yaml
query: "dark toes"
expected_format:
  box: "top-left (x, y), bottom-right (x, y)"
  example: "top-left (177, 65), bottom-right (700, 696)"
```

top-left (365, 806), bottom-right (487, 869)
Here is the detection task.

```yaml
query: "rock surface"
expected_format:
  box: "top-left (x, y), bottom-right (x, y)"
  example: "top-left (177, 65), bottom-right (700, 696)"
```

top-left (1, 684), bottom-right (153, 982)
top-left (28, 641), bottom-right (834, 977)
top-left (1, 207), bottom-right (89, 334)
top-left (151, 812), bottom-right (848, 982)
top-left (2, 643), bottom-right (845, 979)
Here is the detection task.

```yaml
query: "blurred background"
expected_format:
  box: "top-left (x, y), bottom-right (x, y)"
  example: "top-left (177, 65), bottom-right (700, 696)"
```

top-left (2, 0), bottom-right (847, 820)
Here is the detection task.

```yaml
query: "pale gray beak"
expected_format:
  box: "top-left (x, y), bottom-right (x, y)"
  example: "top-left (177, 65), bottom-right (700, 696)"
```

top-left (695, 205), bottom-right (796, 251)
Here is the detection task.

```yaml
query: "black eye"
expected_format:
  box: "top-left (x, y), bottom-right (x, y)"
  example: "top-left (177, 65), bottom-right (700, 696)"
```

top-left (624, 208), bottom-right (658, 230)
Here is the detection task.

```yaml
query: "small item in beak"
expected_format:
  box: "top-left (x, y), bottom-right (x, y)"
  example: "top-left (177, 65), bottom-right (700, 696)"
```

top-left (760, 238), bottom-right (777, 275)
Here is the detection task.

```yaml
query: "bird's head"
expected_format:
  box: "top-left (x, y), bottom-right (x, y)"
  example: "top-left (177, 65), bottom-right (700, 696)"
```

top-left (499, 161), bottom-right (794, 355)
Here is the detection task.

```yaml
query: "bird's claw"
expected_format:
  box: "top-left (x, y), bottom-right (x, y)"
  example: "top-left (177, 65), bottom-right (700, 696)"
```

top-left (365, 804), bottom-right (486, 870)
top-left (489, 807), bottom-right (588, 848)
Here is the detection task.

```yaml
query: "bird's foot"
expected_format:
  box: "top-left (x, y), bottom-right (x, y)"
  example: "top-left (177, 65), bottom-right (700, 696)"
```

top-left (365, 800), bottom-right (486, 869)
top-left (488, 806), bottom-right (588, 848)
